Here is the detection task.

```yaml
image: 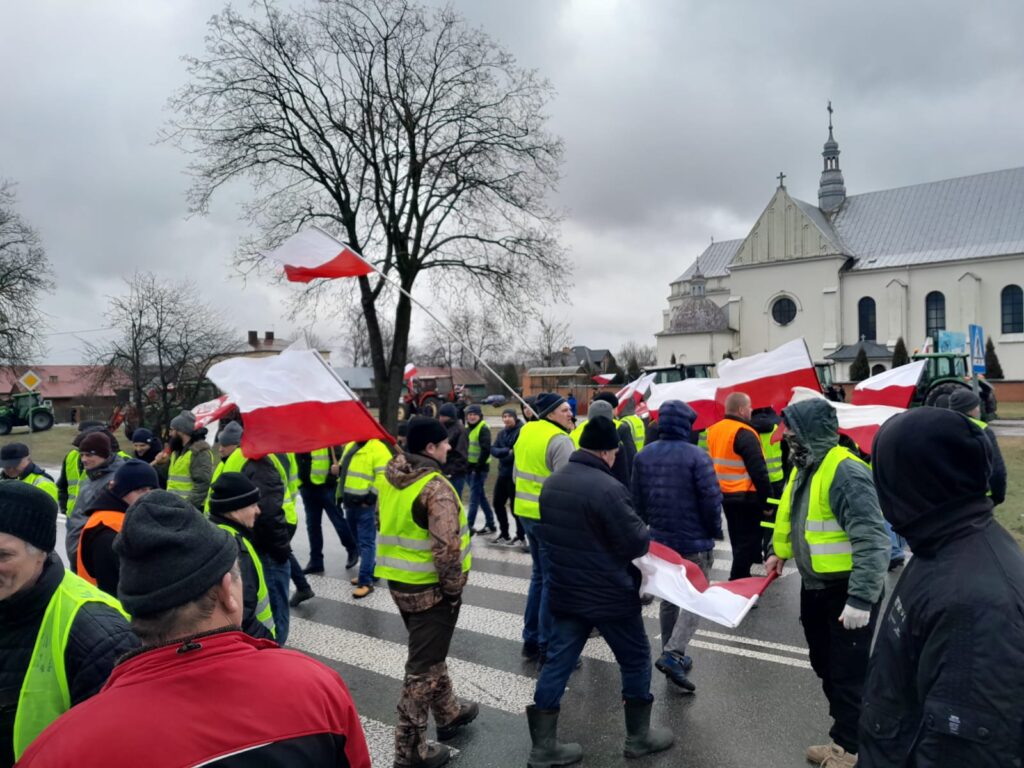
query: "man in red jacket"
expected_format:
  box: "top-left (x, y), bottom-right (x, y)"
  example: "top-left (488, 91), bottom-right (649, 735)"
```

top-left (18, 490), bottom-right (370, 768)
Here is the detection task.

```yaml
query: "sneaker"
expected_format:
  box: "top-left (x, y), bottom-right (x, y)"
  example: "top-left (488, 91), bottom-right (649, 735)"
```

top-left (489, 534), bottom-right (512, 546)
top-left (655, 652), bottom-right (696, 693)
top-left (479, 525), bottom-right (497, 535)
top-left (820, 749), bottom-right (857, 767)
top-left (302, 562), bottom-right (325, 575)
top-left (345, 550), bottom-right (360, 569)
top-left (289, 586), bottom-right (315, 607)
top-left (352, 584), bottom-right (374, 599)
top-left (807, 741), bottom-right (854, 766)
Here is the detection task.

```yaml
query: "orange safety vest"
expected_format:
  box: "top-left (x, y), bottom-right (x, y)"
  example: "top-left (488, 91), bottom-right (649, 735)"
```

top-left (706, 418), bottom-right (761, 494)
top-left (76, 511), bottom-right (125, 587)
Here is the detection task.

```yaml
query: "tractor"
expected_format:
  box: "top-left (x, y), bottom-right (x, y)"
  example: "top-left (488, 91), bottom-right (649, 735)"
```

top-left (641, 362), bottom-right (715, 385)
top-left (0, 391), bottom-right (56, 435)
top-left (397, 376), bottom-right (466, 421)
top-left (910, 352), bottom-right (997, 421)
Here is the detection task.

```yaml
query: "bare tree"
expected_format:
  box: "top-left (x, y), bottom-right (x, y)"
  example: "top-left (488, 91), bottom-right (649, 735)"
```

top-left (530, 315), bottom-right (572, 367)
top-left (424, 303), bottom-right (509, 370)
top-left (0, 181), bottom-right (53, 365)
top-left (87, 273), bottom-right (237, 429)
top-left (617, 341), bottom-right (656, 379)
top-left (341, 303), bottom-right (394, 368)
top-left (165, 0), bottom-right (566, 431)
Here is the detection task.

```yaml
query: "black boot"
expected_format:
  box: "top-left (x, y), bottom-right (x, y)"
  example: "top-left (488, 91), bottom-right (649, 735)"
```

top-left (526, 705), bottom-right (582, 768)
top-left (393, 741), bottom-right (450, 768)
top-left (622, 699), bottom-right (673, 758)
top-left (436, 700), bottom-right (479, 740)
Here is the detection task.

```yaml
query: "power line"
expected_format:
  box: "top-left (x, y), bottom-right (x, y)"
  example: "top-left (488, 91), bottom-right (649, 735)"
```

top-left (43, 326), bottom-right (115, 337)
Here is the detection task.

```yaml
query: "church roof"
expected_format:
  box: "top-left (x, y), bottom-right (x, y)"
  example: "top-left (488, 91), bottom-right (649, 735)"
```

top-left (825, 340), bottom-right (892, 361)
top-left (675, 239), bottom-right (743, 282)
top-left (666, 295), bottom-right (731, 334)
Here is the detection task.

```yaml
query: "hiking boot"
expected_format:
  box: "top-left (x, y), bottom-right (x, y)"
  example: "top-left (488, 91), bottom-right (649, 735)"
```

top-left (622, 699), bottom-right (674, 759)
top-left (821, 750), bottom-right (857, 767)
top-left (526, 705), bottom-right (582, 768)
top-left (436, 700), bottom-right (479, 740)
top-left (345, 550), bottom-right (360, 569)
top-left (394, 741), bottom-right (450, 768)
top-left (302, 562), bottom-right (324, 575)
top-left (289, 586), bottom-right (315, 607)
top-left (478, 525), bottom-right (497, 535)
top-left (522, 641), bottom-right (542, 662)
top-left (655, 652), bottom-right (696, 692)
top-left (807, 741), bottom-right (855, 766)
top-left (352, 584), bottom-right (374, 599)
top-left (490, 534), bottom-right (512, 546)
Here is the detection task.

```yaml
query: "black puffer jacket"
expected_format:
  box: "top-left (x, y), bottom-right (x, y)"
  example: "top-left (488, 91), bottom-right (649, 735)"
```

top-left (859, 408), bottom-right (1024, 767)
top-left (0, 555), bottom-right (139, 767)
top-left (209, 515), bottom-right (274, 642)
top-left (537, 450), bottom-right (650, 622)
top-left (244, 455), bottom-right (290, 564)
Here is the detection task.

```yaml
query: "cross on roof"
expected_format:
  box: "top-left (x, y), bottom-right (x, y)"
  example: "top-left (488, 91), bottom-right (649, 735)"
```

top-left (777, 171), bottom-right (786, 188)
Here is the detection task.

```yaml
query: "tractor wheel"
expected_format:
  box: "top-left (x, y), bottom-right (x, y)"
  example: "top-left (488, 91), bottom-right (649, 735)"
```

top-left (397, 402), bottom-right (412, 422)
top-left (0, 418), bottom-right (10, 436)
top-left (421, 397), bottom-right (442, 419)
top-left (30, 410), bottom-right (54, 432)
top-left (924, 381), bottom-right (968, 408)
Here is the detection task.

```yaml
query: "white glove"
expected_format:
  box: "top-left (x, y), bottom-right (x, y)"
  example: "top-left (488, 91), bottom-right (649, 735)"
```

top-left (838, 603), bottom-right (871, 630)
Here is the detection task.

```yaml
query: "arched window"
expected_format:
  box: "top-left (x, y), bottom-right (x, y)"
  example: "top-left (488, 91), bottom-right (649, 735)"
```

top-left (871, 363), bottom-right (886, 376)
top-left (858, 297), bottom-right (876, 341)
top-left (925, 291), bottom-right (945, 341)
top-left (1002, 284), bottom-right (1024, 333)
top-left (771, 296), bottom-right (797, 326)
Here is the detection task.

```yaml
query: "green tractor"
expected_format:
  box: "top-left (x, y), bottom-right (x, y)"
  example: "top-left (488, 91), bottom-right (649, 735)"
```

top-left (0, 391), bottom-right (56, 435)
top-left (641, 362), bottom-right (716, 384)
top-left (910, 352), bottom-right (997, 421)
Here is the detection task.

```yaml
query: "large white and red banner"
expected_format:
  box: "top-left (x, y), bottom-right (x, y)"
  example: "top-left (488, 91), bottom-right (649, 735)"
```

top-left (646, 377), bottom-right (720, 431)
top-left (851, 360), bottom-right (925, 408)
top-left (592, 372), bottom-right (616, 385)
top-left (191, 394), bottom-right (237, 430)
top-left (262, 227), bottom-right (373, 283)
top-left (207, 349), bottom-right (392, 456)
top-left (615, 372), bottom-right (656, 415)
top-left (403, 363), bottom-right (419, 381)
top-left (715, 338), bottom-right (820, 414)
top-left (633, 542), bottom-right (777, 628)
top-left (786, 386), bottom-right (905, 455)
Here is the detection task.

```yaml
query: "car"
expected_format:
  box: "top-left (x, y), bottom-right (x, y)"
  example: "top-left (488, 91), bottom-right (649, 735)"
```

top-left (481, 394), bottom-right (508, 407)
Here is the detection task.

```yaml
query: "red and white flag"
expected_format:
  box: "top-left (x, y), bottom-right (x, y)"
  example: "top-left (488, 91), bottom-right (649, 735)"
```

top-left (634, 542), bottom-right (777, 628)
top-left (592, 373), bottom-right (616, 385)
top-left (851, 360), bottom-right (925, 408)
top-left (715, 339), bottom-right (820, 414)
top-left (615, 372), bottom-right (656, 414)
top-left (787, 386), bottom-right (905, 455)
top-left (262, 227), bottom-right (373, 283)
top-left (207, 349), bottom-right (392, 455)
top-left (646, 377), bottom-right (721, 431)
top-left (192, 394), bottom-right (237, 430)
top-left (404, 363), bottom-right (419, 381)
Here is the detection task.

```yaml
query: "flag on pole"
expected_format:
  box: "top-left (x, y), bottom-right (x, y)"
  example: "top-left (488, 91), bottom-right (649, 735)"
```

top-left (786, 386), bottom-right (905, 455)
top-left (615, 372), bottom-right (656, 415)
top-left (851, 360), bottom-right (925, 408)
top-left (207, 349), bottom-right (392, 455)
top-left (715, 339), bottom-right (820, 413)
top-left (404, 363), bottom-right (419, 381)
top-left (646, 377), bottom-right (720, 431)
top-left (633, 542), bottom-right (777, 629)
top-left (192, 394), bottom-right (237, 430)
top-left (592, 373), bottom-right (616, 385)
top-left (262, 228), bottom-right (373, 283)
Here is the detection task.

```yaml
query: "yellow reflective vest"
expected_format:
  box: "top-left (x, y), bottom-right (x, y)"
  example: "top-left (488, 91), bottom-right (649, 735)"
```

top-left (16, 472), bottom-right (58, 502)
top-left (338, 440), bottom-right (391, 502)
top-left (217, 524), bottom-right (275, 638)
top-left (205, 449), bottom-right (247, 513)
top-left (308, 448), bottom-right (332, 486)
top-left (167, 450), bottom-right (194, 500)
top-left (760, 429), bottom-right (785, 483)
top-left (63, 450), bottom-right (83, 514)
top-left (621, 414), bottom-right (646, 452)
top-left (570, 417), bottom-right (622, 449)
top-left (514, 420), bottom-right (567, 520)
top-left (467, 421), bottom-right (490, 466)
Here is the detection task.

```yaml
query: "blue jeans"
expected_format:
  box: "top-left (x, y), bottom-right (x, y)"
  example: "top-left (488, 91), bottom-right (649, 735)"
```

top-left (468, 470), bottom-right (495, 530)
top-left (301, 484), bottom-right (357, 569)
top-left (449, 474), bottom-right (466, 499)
top-left (535, 612), bottom-right (653, 710)
top-left (288, 553), bottom-right (310, 591)
top-left (345, 503), bottom-right (377, 586)
top-left (885, 519), bottom-right (906, 560)
top-left (520, 518), bottom-right (551, 650)
top-left (262, 555), bottom-right (291, 646)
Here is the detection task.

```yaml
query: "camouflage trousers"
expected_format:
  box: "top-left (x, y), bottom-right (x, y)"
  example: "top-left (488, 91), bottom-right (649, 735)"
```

top-left (394, 600), bottom-right (462, 765)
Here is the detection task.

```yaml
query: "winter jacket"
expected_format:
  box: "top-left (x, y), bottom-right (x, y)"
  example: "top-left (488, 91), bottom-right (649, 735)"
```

top-left (0, 555), bottom-right (138, 768)
top-left (209, 514), bottom-right (275, 641)
top-left (581, 400), bottom-right (636, 487)
top-left (776, 398), bottom-right (889, 608)
top-left (77, 487), bottom-right (130, 597)
top-left (710, 415), bottom-right (773, 505)
top-left (750, 409), bottom-right (790, 484)
top-left (65, 454), bottom-right (126, 571)
top-left (442, 419), bottom-right (469, 479)
top-left (490, 418), bottom-right (522, 478)
top-left (982, 426), bottom-right (1007, 505)
top-left (181, 438), bottom-right (214, 511)
top-left (860, 408), bottom-right (1024, 767)
top-left (17, 630), bottom-right (371, 768)
top-left (466, 419), bottom-right (492, 472)
top-left (241, 454), bottom-right (290, 564)
top-left (537, 450), bottom-right (650, 622)
top-left (631, 400), bottom-right (722, 556)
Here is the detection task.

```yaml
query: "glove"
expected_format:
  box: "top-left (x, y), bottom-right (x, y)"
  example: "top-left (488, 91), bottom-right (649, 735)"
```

top-left (838, 603), bottom-right (871, 630)
top-left (442, 591), bottom-right (462, 611)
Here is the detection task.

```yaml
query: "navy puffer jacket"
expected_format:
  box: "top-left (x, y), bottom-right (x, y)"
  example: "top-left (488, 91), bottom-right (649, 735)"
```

top-left (537, 451), bottom-right (650, 622)
top-left (631, 400), bottom-right (723, 556)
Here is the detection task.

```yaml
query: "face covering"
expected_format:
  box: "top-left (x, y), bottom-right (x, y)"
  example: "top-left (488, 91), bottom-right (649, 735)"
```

top-left (169, 435), bottom-right (185, 453)
top-left (785, 432), bottom-right (813, 469)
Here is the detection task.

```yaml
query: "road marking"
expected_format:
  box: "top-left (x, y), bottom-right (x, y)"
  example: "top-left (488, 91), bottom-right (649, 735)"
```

top-left (358, 716), bottom-right (459, 766)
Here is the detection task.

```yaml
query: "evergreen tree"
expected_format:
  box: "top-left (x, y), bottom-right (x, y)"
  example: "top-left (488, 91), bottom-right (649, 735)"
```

top-left (670, 353), bottom-right (677, 365)
top-left (849, 348), bottom-right (871, 382)
top-left (500, 361), bottom-right (520, 391)
top-left (891, 337), bottom-right (910, 367)
top-left (985, 337), bottom-right (1004, 379)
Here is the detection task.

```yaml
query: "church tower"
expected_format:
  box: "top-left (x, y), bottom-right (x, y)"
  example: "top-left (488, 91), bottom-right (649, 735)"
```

top-left (818, 101), bottom-right (847, 213)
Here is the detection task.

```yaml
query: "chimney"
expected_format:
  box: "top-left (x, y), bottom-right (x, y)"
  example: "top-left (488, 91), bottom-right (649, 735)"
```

top-left (247, 330), bottom-right (258, 347)
top-left (265, 331), bottom-right (275, 343)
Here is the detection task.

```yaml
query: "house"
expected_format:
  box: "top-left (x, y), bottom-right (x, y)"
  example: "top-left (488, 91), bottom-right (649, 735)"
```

top-left (1, 365), bottom-right (126, 423)
top-left (333, 366), bottom-right (376, 405)
top-left (236, 331), bottom-right (332, 359)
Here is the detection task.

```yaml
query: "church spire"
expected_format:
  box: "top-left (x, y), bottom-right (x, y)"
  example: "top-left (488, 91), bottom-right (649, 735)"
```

top-left (818, 100), bottom-right (847, 213)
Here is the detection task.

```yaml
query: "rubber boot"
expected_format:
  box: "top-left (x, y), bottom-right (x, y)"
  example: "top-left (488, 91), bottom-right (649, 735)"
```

top-left (622, 699), bottom-right (674, 759)
top-left (526, 705), bottom-right (583, 768)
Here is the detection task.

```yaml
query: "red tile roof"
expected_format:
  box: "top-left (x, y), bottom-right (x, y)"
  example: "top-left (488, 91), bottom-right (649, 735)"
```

top-left (1, 366), bottom-right (125, 399)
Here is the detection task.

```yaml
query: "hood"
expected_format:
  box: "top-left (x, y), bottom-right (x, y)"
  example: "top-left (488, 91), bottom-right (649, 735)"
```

top-left (750, 409), bottom-right (780, 435)
top-left (872, 407), bottom-right (993, 554)
top-left (781, 398), bottom-right (838, 464)
top-left (385, 451), bottom-right (443, 490)
top-left (657, 400), bottom-right (695, 441)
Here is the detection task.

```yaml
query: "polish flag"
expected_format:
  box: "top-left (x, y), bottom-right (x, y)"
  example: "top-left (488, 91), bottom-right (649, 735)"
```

top-left (191, 394), bottom-right (237, 430)
top-left (646, 377), bottom-right (721, 431)
top-left (633, 542), bottom-right (778, 629)
top-left (615, 372), bottom-right (657, 414)
top-left (715, 339), bottom-right (820, 414)
top-left (592, 373), bottom-right (616, 385)
top-left (404, 363), bottom-right (419, 381)
top-left (851, 360), bottom-right (925, 408)
top-left (262, 227), bottom-right (373, 283)
top-left (207, 349), bottom-right (392, 455)
top-left (787, 386), bottom-right (905, 455)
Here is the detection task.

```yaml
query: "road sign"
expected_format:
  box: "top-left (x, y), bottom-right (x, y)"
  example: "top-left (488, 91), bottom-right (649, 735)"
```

top-left (18, 370), bottom-right (41, 391)
top-left (938, 331), bottom-right (966, 354)
top-left (969, 324), bottom-right (986, 374)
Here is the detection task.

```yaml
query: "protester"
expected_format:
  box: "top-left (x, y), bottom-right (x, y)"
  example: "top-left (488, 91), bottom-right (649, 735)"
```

top-left (751, 406), bottom-right (786, 560)
top-left (76, 459), bottom-right (158, 596)
top-left (0, 443), bottom-right (56, 501)
top-left (489, 407), bottom-right (525, 546)
top-left (618, 396), bottom-right (647, 453)
top-left (464, 405), bottom-right (497, 535)
top-left (377, 416), bottom-right (477, 768)
top-left (296, 446), bottom-right (359, 577)
top-left (566, 392), bottom-right (577, 419)
top-left (528, 416), bottom-right (672, 765)
top-left (56, 421), bottom-right (104, 516)
top-left (438, 404), bottom-right (469, 497)
top-left (706, 392), bottom-right (772, 579)
top-left (765, 397), bottom-right (889, 768)
top-left (65, 431), bottom-right (126, 572)
top-left (859, 407), bottom-right (1024, 766)
top-left (158, 409), bottom-right (213, 510)
top-left (948, 388), bottom-right (1007, 505)
top-left (514, 392), bottom-right (575, 663)
top-left (18, 490), bottom-right (371, 768)
top-left (336, 437), bottom-right (394, 599)
top-left (631, 400), bottom-right (722, 693)
top-left (0, 483), bottom-right (137, 767)
top-left (129, 427), bottom-right (163, 464)
top-left (574, 398), bottom-right (635, 486)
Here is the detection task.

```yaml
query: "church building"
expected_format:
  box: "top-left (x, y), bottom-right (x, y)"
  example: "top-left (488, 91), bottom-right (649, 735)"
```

top-left (656, 106), bottom-right (1024, 380)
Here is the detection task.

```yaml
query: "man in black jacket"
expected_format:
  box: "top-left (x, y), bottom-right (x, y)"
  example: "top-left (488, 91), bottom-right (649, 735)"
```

top-left (0, 483), bottom-right (138, 767)
top-left (438, 404), bottom-right (468, 498)
top-left (489, 408), bottom-right (524, 546)
top-left (527, 417), bottom-right (673, 767)
top-left (859, 407), bottom-right (1024, 767)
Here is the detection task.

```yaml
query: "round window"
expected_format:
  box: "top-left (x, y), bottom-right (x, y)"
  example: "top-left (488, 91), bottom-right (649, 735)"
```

top-left (771, 297), bottom-right (797, 326)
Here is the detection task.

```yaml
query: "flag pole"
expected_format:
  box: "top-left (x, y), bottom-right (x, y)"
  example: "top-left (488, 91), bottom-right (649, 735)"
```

top-left (312, 226), bottom-right (531, 413)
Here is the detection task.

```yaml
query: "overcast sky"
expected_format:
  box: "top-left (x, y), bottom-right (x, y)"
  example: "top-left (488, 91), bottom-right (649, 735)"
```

top-left (4, 0), bottom-right (1024, 364)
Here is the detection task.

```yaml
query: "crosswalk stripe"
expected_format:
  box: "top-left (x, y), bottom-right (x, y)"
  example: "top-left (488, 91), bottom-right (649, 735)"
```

top-left (358, 716), bottom-right (459, 766)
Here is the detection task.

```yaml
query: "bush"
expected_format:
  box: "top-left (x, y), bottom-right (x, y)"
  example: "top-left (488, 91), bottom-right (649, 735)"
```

top-left (985, 337), bottom-right (1004, 379)
top-left (849, 348), bottom-right (871, 382)
top-left (891, 337), bottom-right (910, 367)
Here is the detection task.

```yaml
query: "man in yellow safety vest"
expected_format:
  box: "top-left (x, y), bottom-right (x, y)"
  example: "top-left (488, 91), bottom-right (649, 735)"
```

top-left (159, 410), bottom-right (213, 511)
top-left (0, 443), bottom-right (57, 501)
top-left (336, 438), bottom-right (393, 599)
